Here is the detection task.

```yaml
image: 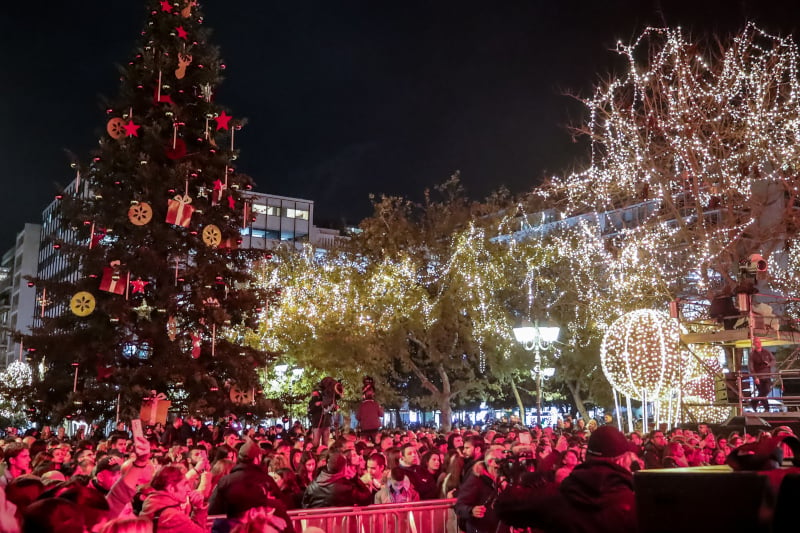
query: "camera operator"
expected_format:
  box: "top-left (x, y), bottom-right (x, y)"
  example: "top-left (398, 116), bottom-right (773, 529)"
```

top-left (455, 446), bottom-right (510, 533)
top-left (307, 390), bottom-right (331, 449)
top-left (495, 426), bottom-right (637, 533)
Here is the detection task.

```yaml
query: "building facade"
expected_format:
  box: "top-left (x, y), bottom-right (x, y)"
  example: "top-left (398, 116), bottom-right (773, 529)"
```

top-left (0, 224), bottom-right (42, 368)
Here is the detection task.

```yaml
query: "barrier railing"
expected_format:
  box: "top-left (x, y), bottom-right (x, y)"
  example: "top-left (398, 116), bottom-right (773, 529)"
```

top-left (208, 499), bottom-right (457, 533)
top-left (287, 498), bottom-right (456, 533)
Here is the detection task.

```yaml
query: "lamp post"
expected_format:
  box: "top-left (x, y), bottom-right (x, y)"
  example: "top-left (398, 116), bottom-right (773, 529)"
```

top-left (275, 365), bottom-right (304, 424)
top-left (290, 368), bottom-right (304, 423)
top-left (513, 318), bottom-right (560, 427)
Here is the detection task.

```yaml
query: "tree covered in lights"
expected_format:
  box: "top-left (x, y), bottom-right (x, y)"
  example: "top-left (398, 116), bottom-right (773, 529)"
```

top-left (540, 23), bottom-right (800, 303)
top-left (13, 0), bottom-right (268, 424)
top-left (245, 245), bottom-right (392, 418)
top-left (503, 23), bottom-right (800, 420)
top-left (497, 214), bottom-right (618, 421)
top-left (252, 177), bottom-right (525, 431)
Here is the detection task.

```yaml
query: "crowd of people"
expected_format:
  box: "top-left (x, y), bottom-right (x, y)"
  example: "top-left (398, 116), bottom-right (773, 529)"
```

top-left (0, 412), bottom-right (794, 533)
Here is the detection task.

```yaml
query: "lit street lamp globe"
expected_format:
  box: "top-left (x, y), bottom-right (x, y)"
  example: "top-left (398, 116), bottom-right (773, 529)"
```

top-left (600, 309), bottom-right (683, 401)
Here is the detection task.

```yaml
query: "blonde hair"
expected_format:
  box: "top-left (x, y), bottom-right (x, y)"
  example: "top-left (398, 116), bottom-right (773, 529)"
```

top-left (267, 453), bottom-right (290, 473)
top-left (99, 517), bottom-right (154, 533)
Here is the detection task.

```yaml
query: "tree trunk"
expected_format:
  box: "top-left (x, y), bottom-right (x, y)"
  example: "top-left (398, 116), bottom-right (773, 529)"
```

top-left (439, 395), bottom-right (453, 432)
top-left (510, 377), bottom-right (526, 425)
top-left (567, 380), bottom-right (591, 422)
top-left (438, 363), bottom-right (453, 432)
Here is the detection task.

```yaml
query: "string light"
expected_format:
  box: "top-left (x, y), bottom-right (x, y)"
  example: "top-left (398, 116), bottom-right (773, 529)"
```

top-left (244, 24), bottom-right (800, 419)
top-left (600, 309), bottom-right (684, 401)
top-left (529, 23), bottom-right (800, 306)
top-left (248, 223), bottom-right (520, 387)
top-left (4, 361), bottom-right (32, 388)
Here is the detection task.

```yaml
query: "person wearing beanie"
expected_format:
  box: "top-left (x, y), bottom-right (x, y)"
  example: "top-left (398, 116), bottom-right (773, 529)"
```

top-left (208, 438), bottom-right (294, 533)
top-left (356, 389), bottom-right (384, 442)
top-left (495, 425), bottom-right (638, 533)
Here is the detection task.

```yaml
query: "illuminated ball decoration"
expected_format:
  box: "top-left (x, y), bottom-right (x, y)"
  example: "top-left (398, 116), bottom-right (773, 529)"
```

top-left (600, 309), bottom-right (683, 401)
top-left (680, 345), bottom-right (733, 424)
top-left (4, 361), bottom-right (32, 388)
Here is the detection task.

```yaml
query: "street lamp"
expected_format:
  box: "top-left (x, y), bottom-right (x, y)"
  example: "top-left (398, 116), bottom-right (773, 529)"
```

top-left (513, 318), bottom-right (560, 427)
top-left (274, 365), bottom-right (304, 424)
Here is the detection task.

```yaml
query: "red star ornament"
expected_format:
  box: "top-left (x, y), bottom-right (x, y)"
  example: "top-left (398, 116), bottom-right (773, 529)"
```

top-left (176, 26), bottom-right (189, 40)
top-left (160, 0), bottom-right (173, 12)
top-left (124, 120), bottom-right (141, 137)
top-left (91, 228), bottom-right (106, 248)
top-left (227, 195), bottom-right (236, 209)
top-left (215, 111), bottom-right (232, 131)
top-left (130, 278), bottom-right (150, 293)
top-left (212, 179), bottom-right (226, 205)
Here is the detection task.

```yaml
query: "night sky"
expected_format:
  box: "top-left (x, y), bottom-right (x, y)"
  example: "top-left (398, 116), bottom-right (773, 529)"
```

top-left (1, 1), bottom-right (799, 250)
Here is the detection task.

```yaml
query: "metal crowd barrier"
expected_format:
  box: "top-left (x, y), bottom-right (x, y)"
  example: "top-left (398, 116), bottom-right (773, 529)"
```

top-left (208, 498), bottom-right (457, 533)
top-left (287, 498), bottom-right (456, 533)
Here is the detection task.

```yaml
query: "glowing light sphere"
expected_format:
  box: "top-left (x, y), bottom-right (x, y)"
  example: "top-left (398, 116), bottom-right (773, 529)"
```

top-left (4, 361), bottom-right (32, 388)
top-left (681, 346), bottom-right (733, 424)
top-left (681, 381), bottom-right (733, 424)
top-left (600, 309), bottom-right (683, 401)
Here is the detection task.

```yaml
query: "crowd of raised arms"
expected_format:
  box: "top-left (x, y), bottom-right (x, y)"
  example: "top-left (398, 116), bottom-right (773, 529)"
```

top-left (0, 414), bottom-right (792, 533)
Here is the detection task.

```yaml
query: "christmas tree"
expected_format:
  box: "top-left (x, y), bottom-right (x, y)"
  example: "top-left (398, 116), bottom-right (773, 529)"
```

top-left (17, 0), bottom-right (269, 424)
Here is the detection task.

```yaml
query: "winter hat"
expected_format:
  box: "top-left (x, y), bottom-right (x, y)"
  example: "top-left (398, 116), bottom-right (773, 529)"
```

top-left (586, 426), bottom-right (637, 458)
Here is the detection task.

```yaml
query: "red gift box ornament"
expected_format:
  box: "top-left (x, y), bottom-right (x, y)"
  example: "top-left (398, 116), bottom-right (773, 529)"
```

top-left (166, 194), bottom-right (195, 227)
top-left (99, 261), bottom-right (128, 295)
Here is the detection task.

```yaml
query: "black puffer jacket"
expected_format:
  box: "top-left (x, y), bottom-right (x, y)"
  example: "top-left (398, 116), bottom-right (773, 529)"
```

top-left (301, 471), bottom-right (372, 508)
top-left (455, 464), bottom-right (510, 533)
top-left (208, 462), bottom-right (284, 518)
top-left (495, 459), bottom-right (637, 533)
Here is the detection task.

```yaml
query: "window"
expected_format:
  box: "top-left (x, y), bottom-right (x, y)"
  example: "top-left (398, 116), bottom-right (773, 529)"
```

top-left (286, 208), bottom-right (309, 220)
top-left (251, 204), bottom-right (281, 216)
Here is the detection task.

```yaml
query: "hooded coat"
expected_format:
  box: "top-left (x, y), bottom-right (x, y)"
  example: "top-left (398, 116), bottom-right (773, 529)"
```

top-left (454, 462), bottom-right (510, 533)
top-left (495, 459), bottom-right (637, 533)
top-left (140, 490), bottom-right (207, 533)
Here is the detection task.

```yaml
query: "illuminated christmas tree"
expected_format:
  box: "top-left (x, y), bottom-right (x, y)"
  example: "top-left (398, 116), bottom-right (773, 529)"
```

top-left (17, 0), bottom-right (267, 424)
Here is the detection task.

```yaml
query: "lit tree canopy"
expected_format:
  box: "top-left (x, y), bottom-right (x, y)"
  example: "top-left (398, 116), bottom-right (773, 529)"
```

top-left (540, 23), bottom-right (800, 298)
top-left (500, 24), bottom-right (800, 418)
top-left (252, 178), bottom-right (526, 430)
